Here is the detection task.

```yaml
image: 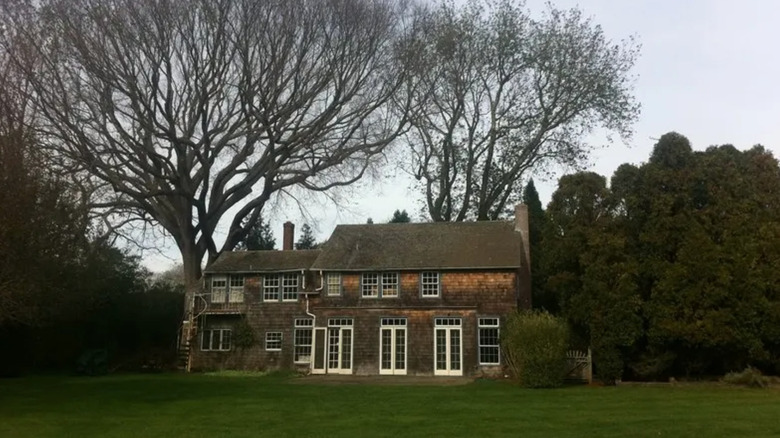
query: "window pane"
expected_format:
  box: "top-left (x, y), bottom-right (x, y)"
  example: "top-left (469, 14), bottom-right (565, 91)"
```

top-left (294, 328), bottom-right (313, 363)
top-left (263, 275), bottom-right (280, 301)
top-left (221, 330), bottom-right (232, 351)
top-left (361, 273), bottom-right (378, 297)
top-left (282, 274), bottom-right (298, 301)
top-left (381, 273), bottom-right (398, 298)
top-left (421, 272), bottom-right (440, 297)
top-left (265, 332), bottom-right (282, 350)
top-left (326, 273), bottom-right (341, 296)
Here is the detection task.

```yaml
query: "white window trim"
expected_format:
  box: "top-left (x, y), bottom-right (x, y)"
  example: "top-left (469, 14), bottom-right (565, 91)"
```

top-left (281, 273), bottom-right (299, 302)
top-left (420, 271), bottom-right (440, 298)
top-left (265, 331), bottom-right (283, 351)
top-left (361, 272), bottom-right (399, 298)
top-left (263, 274), bottom-right (280, 302)
top-left (378, 318), bottom-right (407, 375)
top-left (294, 318), bottom-right (313, 364)
top-left (325, 273), bottom-right (342, 296)
top-left (478, 317), bottom-right (501, 365)
top-left (211, 275), bottom-right (228, 303)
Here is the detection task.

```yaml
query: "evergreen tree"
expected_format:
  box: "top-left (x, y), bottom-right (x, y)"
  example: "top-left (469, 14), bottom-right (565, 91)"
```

top-left (389, 209), bottom-right (411, 223)
top-left (522, 180), bottom-right (548, 310)
top-left (238, 217), bottom-right (276, 250)
top-left (295, 224), bottom-right (318, 250)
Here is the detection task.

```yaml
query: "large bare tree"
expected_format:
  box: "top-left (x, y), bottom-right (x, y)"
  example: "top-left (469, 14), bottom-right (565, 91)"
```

top-left (2, 0), bottom-right (415, 295)
top-left (403, 0), bottom-right (640, 221)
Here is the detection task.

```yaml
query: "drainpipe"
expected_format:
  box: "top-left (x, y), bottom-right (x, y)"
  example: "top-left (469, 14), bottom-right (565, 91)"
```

top-left (303, 270), bottom-right (324, 373)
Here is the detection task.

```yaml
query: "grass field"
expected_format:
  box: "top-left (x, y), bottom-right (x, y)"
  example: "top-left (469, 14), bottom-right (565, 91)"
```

top-left (1, 373), bottom-right (778, 438)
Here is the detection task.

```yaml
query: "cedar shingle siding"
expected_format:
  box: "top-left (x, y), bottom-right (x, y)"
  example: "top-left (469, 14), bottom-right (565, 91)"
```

top-left (189, 212), bottom-right (530, 377)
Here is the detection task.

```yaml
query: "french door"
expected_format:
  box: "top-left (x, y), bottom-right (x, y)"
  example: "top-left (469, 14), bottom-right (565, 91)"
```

top-left (327, 318), bottom-right (353, 374)
top-left (434, 318), bottom-right (462, 376)
top-left (379, 318), bottom-right (407, 375)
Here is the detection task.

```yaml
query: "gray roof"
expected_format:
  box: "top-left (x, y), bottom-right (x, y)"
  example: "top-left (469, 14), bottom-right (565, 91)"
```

top-left (205, 250), bottom-right (321, 273)
top-left (310, 221), bottom-right (524, 271)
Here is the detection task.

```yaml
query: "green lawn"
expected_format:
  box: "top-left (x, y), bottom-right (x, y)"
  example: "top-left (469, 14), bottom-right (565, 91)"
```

top-left (1, 373), bottom-right (778, 438)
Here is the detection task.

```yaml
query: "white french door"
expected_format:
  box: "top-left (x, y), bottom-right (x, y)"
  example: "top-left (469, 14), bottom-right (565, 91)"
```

top-left (434, 318), bottom-right (462, 376)
top-left (326, 318), bottom-right (353, 374)
top-left (379, 318), bottom-right (407, 375)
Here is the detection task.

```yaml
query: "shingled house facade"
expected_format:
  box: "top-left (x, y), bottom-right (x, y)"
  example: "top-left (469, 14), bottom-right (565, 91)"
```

top-left (188, 205), bottom-right (531, 376)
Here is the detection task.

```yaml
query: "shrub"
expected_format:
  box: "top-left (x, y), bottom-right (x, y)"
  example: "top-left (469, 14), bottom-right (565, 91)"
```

top-left (502, 311), bottom-right (569, 388)
top-left (233, 318), bottom-right (256, 350)
top-left (722, 366), bottom-right (771, 388)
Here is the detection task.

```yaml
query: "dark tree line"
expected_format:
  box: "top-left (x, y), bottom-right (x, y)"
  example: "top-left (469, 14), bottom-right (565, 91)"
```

top-left (533, 132), bottom-right (780, 382)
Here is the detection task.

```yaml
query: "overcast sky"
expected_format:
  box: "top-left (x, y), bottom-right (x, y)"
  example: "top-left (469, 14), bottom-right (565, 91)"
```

top-left (142, 0), bottom-right (780, 272)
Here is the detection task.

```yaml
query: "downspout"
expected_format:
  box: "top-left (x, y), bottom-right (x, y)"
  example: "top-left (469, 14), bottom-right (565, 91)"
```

top-left (303, 270), bottom-right (324, 373)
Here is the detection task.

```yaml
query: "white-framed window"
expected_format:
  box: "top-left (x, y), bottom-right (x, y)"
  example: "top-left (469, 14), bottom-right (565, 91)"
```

top-left (229, 275), bottom-right (244, 303)
top-left (382, 273), bottom-right (399, 297)
top-left (361, 272), bottom-right (398, 298)
top-left (294, 318), bottom-right (313, 364)
top-left (328, 318), bottom-right (354, 327)
top-left (265, 331), bottom-right (282, 351)
top-left (421, 272), bottom-right (440, 297)
top-left (478, 317), bottom-right (500, 365)
top-left (211, 276), bottom-right (227, 303)
top-left (263, 275), bottom-right (280, 301)
top-left (434, 317), bottom-right (461, 326)
top-left (201, 328), bottom-right (231, 351)
top-left (361, 273), bottom-right (379, 297)
top-left (326, 273), bottom-right (342, 296)
top-left (282, 274), bottom-right (298, 301)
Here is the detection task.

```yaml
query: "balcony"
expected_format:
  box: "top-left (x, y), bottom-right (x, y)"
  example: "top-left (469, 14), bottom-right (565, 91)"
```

top-left (195, 289), bottom-right (247, 315)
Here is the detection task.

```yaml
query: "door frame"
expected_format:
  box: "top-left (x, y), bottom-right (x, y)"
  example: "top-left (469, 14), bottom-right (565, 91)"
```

top-left (433, 318), bottom-right (463, 376)
top-left (378, 318), bottom-right (407, 375)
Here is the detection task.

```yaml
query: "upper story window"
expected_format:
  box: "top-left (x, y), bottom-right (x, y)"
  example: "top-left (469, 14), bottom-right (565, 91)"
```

top-left (229, 276), bottom-right (244, 303)
top-left (211, 275), bottom-right (244, 303)
top-left (420, 272), bottom-right (440, 297)
top-left (326, 273), bottom-right (342, 296)
top-left (263, 275), bottom-right (280, 301)
top-left (212, 276), bottom-right (227, 302)
top-left (361, 272), bottom-right (398, 298)
top-left (282, 274), bottom-right (299, 301)
top-left (263, 273), bottom-right (299, 302)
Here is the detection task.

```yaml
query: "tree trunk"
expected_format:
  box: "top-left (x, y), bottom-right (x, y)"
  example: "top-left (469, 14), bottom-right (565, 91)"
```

top-left (179, 241), bottom-right (203, 360)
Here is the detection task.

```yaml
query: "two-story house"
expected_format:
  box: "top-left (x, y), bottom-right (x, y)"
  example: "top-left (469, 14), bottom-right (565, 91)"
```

top-left (188, 205), bottom-right (531, 376)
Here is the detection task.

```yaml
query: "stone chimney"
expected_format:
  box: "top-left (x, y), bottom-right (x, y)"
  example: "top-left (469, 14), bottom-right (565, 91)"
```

top-left (515, 204), bottom-right (532, 309)
top-left (283, 221), bottom-right (294, 251)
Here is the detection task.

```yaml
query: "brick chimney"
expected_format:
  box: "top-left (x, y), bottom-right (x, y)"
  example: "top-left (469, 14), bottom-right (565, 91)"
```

top-left (283, 221), bottom-right (294, 251)
top-left (515, 204), bottom-right (532, 309)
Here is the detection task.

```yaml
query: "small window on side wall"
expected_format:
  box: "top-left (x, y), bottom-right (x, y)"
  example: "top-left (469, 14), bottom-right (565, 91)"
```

top-left (420, 272), bottom-right (440, 297)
